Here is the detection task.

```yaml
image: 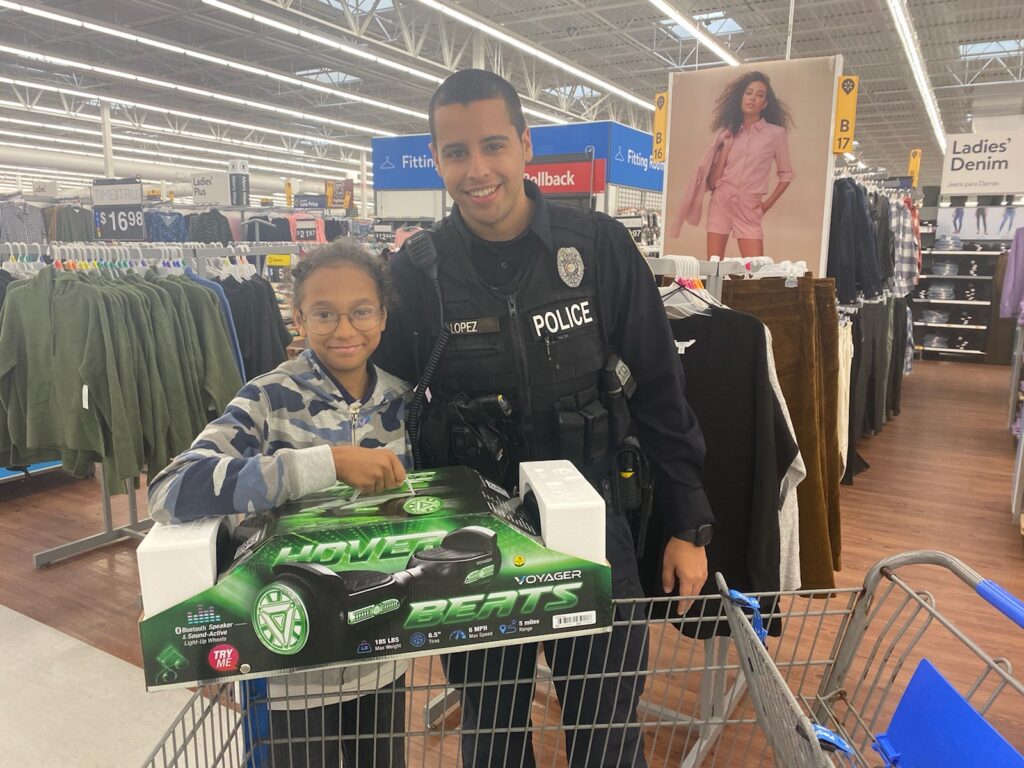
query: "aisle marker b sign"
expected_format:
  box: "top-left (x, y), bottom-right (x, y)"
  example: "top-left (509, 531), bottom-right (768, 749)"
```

top-left (832, 75), bottom-right (859, 154)
top-left (908, 148), bottom-right (922, 188)
top-left (652, 92), bottom-right (669, 164)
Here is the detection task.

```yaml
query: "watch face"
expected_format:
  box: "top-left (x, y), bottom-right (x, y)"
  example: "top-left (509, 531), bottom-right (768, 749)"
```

top-left (696, 525), bottom-right (714, 547)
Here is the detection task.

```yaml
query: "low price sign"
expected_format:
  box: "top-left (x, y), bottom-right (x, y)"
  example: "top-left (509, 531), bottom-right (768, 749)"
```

top-left (92, 178), bottom-right (146, 240)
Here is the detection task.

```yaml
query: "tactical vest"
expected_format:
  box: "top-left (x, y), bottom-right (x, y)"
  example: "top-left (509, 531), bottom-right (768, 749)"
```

top-left (420, 211), bottom-right (612, 483)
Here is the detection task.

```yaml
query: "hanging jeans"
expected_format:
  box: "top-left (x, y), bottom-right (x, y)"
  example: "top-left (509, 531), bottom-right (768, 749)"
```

top-left (722, 277), bottom-right (836, 589)
top-left (887, 297), bottom-right (908, 417)
top-left (853, 301), bottom-right (890, 438)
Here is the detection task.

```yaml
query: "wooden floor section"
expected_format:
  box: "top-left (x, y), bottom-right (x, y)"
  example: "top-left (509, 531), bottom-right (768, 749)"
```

top-left (2, 359), bottom-right (1023, 765)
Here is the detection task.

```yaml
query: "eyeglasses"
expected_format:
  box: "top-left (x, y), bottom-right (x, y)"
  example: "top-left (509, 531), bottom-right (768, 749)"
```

top-left (301, 306), bottom-right (385, 335)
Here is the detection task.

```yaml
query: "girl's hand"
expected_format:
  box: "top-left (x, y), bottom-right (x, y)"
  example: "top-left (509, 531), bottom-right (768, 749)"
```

top-left (331, 446), bottom-right (407, 494)
top-left (754, 198), bottom-right (773, 214)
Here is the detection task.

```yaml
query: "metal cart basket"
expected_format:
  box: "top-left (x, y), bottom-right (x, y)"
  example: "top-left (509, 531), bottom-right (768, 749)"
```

top-left (143, 551), bottom-right (1024, 767)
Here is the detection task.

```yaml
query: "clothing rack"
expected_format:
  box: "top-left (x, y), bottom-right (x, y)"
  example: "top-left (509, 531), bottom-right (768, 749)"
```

top-left (647, 255), bottom-right (746, 302)
top-left (34, 469), bottom-right (146, 568)
top-left (1, 241), bottom-right (281, 566)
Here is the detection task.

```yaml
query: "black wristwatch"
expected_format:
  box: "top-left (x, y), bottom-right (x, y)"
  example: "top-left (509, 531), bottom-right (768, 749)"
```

top-left (676, 524), bottom-right (713, 547)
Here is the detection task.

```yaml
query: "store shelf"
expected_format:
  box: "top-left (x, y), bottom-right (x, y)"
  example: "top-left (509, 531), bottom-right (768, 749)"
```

top-left (913, 299), bottom-right (991, 306)
top-left (922, 250), bottom-right (1004, 256)
top-left (913, 322), bottom-right (987, 330)
top-left (918, 274), bottom-right (992, 280)
top-left (0, 462), bottom-right (63, 485)
top-left (915, 346), bottom-right (987, 356)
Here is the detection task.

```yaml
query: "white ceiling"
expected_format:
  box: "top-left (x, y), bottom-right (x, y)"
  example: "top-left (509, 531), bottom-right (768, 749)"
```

top-left (0, 0), bottom-right (1021, 195)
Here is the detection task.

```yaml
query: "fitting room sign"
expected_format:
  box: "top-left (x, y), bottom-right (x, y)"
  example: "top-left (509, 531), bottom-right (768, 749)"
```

top-left (940, 131), bottom-right (1024, 195)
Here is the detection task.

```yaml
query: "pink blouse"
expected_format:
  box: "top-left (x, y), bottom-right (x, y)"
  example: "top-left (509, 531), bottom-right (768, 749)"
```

top-left (717, 119), bottom-right (794, 195)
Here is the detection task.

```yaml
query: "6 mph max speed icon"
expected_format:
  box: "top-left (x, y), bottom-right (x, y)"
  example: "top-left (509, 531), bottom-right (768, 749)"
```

top-left (253, 582), bottom-right (310, 655)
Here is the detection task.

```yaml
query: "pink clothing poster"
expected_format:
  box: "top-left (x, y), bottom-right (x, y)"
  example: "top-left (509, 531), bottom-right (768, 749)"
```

top-left (662, 56), bottom-right (840, 274)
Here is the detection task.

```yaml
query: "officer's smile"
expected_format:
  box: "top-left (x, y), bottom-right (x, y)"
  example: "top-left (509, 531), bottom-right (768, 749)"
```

top-left (464, 184), bottom-right (500, 203)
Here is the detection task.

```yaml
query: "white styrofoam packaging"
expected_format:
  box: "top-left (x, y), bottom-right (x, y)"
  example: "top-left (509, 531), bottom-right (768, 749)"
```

top-left (136, 517), bottom-right (231, 617)
top-left (519, 460), bottom-right (606, 564)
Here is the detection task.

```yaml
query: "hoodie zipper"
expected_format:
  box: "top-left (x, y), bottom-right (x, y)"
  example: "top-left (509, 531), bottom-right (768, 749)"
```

top-left (349, 401), bottom-right (362, 447)
top-left (506, 295), bottom-right (535, 457)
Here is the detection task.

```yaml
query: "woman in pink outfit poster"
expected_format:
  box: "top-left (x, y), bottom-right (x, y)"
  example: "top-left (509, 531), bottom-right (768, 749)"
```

top-left (670, 71), bottom-right (794, 258)
top-left (662, 57), bottom-right (839, 274)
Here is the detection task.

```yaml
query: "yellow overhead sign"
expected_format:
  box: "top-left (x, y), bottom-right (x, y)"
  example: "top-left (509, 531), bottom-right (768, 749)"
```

top-left (832, 75), bottom-right (859, 154)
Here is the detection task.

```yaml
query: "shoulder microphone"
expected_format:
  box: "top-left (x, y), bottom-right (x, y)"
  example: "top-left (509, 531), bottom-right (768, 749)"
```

top-left (404, 231), bottom-right (449, 469)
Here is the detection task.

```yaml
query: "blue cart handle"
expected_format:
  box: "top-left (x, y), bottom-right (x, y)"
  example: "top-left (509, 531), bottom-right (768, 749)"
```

top-left (726, 588), bottom-right (768, 644)
top-left (976, 580), bottom-right (1024, 629)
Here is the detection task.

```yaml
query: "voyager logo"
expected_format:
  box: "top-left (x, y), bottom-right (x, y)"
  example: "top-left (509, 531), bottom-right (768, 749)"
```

top-left (514, 569), bottom-right (583, 585)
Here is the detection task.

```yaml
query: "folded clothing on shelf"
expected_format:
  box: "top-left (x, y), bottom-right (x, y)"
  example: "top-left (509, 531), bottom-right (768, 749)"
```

top-left (919, 309), bottom-right (950, 324)
top-left (922, 333), bottom-right (950, 348)
top-left (931, 260), bottom-right (959, 276)
top-left (932, 235), bottom-right (963, 251)
top-left (926, 281), bottom-right (956, 299)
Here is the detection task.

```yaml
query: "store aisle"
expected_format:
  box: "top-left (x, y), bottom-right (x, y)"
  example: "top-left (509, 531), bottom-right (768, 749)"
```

top-left (837, 360), bottom-right (1024, 598)
top-left (0, 605), bottom-right (192, 767)
top-left (1, 359), bottom-right (1022, 766)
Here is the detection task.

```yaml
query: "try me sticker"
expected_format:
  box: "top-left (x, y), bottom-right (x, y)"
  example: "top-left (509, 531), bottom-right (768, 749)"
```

top-left (208, 644), bottom-right (239, 672)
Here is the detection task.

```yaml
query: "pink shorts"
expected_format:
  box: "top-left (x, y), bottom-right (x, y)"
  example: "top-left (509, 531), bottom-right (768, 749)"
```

top-left (706, 187), bottom-right (764, 239)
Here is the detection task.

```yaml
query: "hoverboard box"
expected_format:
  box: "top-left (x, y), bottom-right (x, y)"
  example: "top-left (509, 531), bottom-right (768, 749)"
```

top-left (138, 462), bottom-right (612, 690)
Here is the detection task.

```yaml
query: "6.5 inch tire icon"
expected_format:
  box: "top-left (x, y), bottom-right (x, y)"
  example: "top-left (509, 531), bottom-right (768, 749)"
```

top-left (253, 576), bottom-right (313, 655)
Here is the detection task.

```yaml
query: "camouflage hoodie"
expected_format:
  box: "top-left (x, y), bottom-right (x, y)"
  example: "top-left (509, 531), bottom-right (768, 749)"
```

top-left (148, 349), bottom-right (411, 524)
top-left (146, 349), bottom-right (412, 706)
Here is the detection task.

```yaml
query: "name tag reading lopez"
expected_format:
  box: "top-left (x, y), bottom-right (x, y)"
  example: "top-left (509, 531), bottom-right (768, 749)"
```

top-left (447, 317), bottom-right (500, 335)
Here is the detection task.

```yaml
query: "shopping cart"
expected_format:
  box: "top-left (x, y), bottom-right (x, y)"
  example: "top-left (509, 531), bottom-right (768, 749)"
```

top-left (719, 550), bottom-right (1024, 767)
top-left (142, 550), bottom-right (1024, 767)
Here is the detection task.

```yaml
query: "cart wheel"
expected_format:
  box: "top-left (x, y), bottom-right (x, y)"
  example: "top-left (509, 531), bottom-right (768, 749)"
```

top-left (252, 575), bottom-right (317, 656)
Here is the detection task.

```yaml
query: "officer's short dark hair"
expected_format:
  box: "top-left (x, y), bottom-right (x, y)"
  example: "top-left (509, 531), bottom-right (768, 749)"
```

top-left (428, 69), bottom-right (528, 142)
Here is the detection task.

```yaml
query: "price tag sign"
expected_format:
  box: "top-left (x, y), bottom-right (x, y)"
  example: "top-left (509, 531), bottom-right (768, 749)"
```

top-left (615, 216), bottom-right (645, 244)
top-left (266, 254), bottom-right (292, 267)
top-left (373, 224), bottom-right (396, 245)
top-left (95, 207), bottom-right (146, 240)
top-left (92, 178), bottom-right (145, 240)
top-left (294, 220), bottom-right (318, 241)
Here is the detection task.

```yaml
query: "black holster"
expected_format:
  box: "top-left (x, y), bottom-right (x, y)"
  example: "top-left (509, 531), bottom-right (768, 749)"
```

top-left (609, 437), bottom-right (654, 558)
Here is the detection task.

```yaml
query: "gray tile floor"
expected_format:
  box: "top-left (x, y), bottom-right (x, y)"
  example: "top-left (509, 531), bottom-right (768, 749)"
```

top-left (0, 605), bottom-right (194, 767)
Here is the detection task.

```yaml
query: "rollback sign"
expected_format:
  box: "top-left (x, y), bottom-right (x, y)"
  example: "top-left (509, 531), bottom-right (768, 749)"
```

top-left (940, 131), bottom-right (1024, 195)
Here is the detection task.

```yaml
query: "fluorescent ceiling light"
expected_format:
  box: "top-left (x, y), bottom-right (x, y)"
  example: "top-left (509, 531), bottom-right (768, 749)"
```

top-left (648, 0), bottom-right (740, 66)
top-left (844, 152), bottom-right (857, 162)
top-left (0, 76), bottom-right (372, 153)
top-left (0, 128), bottom-right (371, 182)
top-left (0, 117), bottom-right (370, 178)
top-left (0, 44), bottom-right (396, 137)
top-left (884, 0), bottom-right (946, 153)
top-left (0, 0), bottom-right (426, 121)
top-left (408, 0), bottom-right (653, 111)
top-left (201, 0), bottom-right (568, 124)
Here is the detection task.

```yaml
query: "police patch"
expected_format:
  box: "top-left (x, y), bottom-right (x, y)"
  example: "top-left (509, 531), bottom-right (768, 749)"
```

top-left (556, 247), bottom-right (584, 288)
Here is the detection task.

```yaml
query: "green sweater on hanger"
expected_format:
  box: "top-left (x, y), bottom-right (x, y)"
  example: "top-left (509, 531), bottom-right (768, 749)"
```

top-left (0, 267), bottom-right (137, 490)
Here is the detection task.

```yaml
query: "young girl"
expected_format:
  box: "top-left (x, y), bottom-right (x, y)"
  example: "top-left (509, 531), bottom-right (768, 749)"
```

top-left (671, 70), bottom-right (795, 259)
top-left (148, 239), bottom-right (410, 768)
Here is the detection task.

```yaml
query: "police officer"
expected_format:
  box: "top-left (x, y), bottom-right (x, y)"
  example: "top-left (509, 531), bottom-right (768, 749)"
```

top-left (375, 70), bottom-right (714, 768)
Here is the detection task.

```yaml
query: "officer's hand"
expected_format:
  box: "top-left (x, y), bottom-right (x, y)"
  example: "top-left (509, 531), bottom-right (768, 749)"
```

top-left (330, 446), bottom-right (407, 495)
top-left (661, 537), bottom-right (709, 616)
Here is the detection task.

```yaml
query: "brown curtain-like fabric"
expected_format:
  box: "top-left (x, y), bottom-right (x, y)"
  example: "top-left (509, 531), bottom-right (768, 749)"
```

top-left (814, 280), bottom-right (842, 572)
top-left (722, 277), bottom-right (840, 589)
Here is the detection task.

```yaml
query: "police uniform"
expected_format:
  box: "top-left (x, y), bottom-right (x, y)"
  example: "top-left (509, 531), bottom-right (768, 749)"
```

top-left (375, 180), bottom-right (713, 768)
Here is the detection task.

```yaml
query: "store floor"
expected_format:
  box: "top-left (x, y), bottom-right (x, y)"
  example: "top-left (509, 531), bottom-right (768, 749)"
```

top-left (1, 360), bottom-right (1023, 766)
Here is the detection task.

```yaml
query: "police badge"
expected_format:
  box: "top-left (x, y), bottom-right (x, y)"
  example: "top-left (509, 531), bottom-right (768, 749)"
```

top-left (557, 247), bottom-right (584, 288)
